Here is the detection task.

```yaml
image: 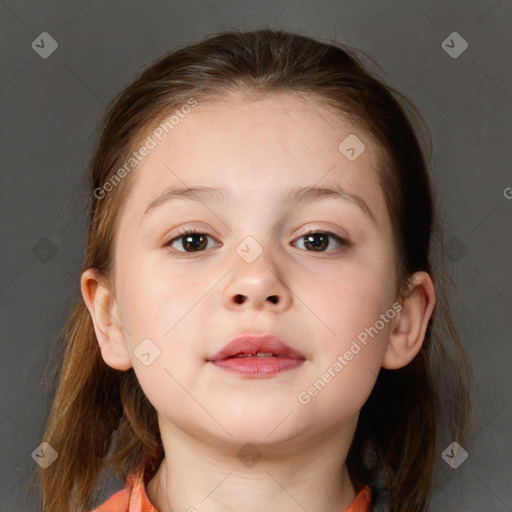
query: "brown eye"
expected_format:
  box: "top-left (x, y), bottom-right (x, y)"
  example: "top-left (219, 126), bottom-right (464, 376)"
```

top-left (165, 231), bottom-right (218, 253)
top-left (293, 231), bottom-right (350, 252)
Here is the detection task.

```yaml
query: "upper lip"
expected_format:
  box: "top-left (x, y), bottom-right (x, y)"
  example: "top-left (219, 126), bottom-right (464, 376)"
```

top-left (207, 334), bottom-right (306, 361)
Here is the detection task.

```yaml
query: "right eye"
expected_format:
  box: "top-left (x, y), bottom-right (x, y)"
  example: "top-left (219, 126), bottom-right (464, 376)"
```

top-left (163, 229), bottom-right (220, 253)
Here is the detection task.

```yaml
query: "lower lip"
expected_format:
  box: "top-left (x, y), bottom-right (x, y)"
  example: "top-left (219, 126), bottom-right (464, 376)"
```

top-left (210, 356), bottom-right (305, 377)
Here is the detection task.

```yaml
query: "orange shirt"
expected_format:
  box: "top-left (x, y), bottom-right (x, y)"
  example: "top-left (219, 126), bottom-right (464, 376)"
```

top-left (92, 472), bottom-right (372, 512)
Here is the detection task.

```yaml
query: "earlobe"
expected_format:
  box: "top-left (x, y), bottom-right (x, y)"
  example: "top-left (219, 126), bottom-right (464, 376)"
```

top-left (80, 268), bottom-right (133, 371)
top-left (382, 271), bottom-right (436, 370)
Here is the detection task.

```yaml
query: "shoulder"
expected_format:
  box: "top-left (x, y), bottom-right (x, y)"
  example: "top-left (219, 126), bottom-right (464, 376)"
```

top-left (345, 484), bottom-right (372, 512)
top-left (91, 473), bottom-right (158, 512)
top-left (91, 486), bottom-right (128, 512)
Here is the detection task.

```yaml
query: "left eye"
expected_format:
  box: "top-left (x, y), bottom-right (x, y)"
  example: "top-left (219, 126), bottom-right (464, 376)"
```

top-left (292, 231), bottom-right (350, 252)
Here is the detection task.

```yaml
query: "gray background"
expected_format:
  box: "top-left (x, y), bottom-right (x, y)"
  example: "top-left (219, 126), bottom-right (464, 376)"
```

top-left (0, 1), bottom-right (511, 510)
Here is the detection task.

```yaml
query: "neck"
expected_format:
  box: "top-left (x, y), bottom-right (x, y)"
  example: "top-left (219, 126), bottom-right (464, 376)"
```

top-left (146, 419), bottom-right (358, 512)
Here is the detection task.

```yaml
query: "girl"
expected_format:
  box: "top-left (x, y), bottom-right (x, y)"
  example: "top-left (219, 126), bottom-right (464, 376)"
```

top-left (37, 28), bottom-right (471, 512)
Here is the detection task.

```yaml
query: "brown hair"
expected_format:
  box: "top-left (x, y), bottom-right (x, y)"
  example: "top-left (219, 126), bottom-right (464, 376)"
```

top-left (34, 28), bottom-right (472, 511)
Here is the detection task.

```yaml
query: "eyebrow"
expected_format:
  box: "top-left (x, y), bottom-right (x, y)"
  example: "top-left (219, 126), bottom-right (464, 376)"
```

top-left (141, 183), bottom-right (376, 224)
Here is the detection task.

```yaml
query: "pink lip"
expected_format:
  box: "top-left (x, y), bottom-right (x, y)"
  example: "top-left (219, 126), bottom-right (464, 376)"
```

top-left (207, 334), bottom-right (306, 377)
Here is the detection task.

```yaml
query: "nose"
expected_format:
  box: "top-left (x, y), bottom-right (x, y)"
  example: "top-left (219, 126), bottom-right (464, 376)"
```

top-left (222, 244), bottom-right (293, 313)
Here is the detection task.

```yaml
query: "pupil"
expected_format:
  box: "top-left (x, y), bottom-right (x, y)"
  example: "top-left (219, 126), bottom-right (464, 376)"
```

top-left (184, 234), bottom-right (206, 251)
top-left (305, 234), bottom-right (328, 251)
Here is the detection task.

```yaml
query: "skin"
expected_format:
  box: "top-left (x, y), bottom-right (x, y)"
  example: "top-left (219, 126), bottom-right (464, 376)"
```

top-left (82, 92), bottom-right (435, 512)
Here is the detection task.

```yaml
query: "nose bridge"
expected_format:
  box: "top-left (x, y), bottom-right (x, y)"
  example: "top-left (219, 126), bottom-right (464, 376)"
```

top-left (222, 235), bottom-right (292, 311)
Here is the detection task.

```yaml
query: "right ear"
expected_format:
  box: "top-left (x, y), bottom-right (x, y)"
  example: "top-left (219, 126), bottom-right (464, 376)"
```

top-left (80, 268), bottom-right (133, 371)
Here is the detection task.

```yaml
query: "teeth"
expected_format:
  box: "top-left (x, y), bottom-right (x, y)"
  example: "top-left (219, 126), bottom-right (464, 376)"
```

top-left (234, 352), bottom-right (276, 358)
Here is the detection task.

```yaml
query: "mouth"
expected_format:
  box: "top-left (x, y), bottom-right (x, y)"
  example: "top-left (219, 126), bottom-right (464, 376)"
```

top-left (207, 334), bottom-right (306, 377)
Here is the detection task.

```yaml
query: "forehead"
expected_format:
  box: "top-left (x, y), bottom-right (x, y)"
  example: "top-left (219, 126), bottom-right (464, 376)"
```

top-left (122, 91), bottom-right (385, 220)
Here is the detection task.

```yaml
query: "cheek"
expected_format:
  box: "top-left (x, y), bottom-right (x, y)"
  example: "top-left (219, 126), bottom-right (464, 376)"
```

top-left (116, 252), bottom-right (198, 340)
top-left (304, 257), bottom-right (395, 381)
top-left (308, 259), bottom-right (394, 331)
top-left (297, 280), bottom-right (393, 421)
top-left (116, 255), bottom-right (211, 389)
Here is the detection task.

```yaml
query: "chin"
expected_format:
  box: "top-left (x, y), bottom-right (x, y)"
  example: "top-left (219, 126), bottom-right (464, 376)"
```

top-left (218, 413), bottom-right (303, 446)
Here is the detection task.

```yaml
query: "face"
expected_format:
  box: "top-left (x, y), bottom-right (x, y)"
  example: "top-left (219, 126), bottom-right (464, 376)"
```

top-left (110, 92), bottom-right (398, 449)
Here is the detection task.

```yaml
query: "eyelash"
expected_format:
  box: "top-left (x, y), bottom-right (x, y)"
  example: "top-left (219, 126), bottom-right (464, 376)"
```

top-left (163, 227), bottom-right (352, 254)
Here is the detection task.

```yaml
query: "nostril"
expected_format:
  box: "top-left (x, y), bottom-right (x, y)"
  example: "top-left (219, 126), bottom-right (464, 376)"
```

top-left (233, 294), bottom-right (278, 305)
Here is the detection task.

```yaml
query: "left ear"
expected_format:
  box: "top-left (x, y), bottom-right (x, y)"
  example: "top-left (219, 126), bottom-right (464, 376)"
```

top-left (382, 271), bottom-right (436, 369)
